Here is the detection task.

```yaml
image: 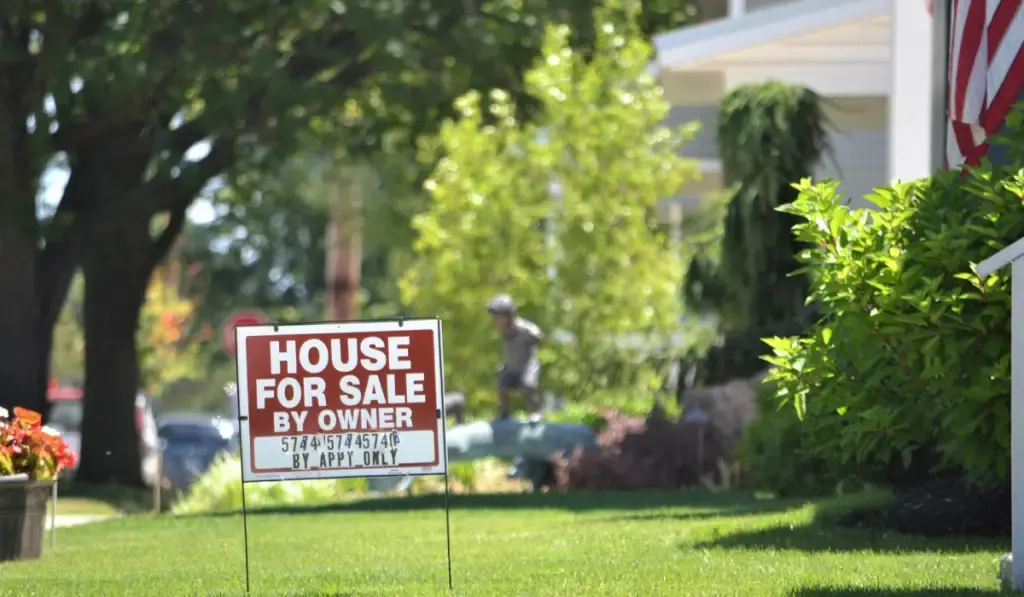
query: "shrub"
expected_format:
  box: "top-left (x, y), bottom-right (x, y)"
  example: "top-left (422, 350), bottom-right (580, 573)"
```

top-left (443, 458), bottom-right (528, 494)
top-left (172, 454), bottom-right (368, 514)
top-left (681, 318), bottom-right (809, 388)
top-left (761, 125), bottom-right (1024, 491)
top-left (680, 373), bottom-right (760, 453)
top-left (736, 381), bottom-right (837, 495)
top-left (552, 408), bottom-right (730, 491)
top-left (543, 391), bottom-right (681, 432)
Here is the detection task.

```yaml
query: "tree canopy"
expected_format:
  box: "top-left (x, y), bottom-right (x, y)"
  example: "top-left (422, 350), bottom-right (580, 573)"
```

top-left (179, 0), bottom-right (708, 360)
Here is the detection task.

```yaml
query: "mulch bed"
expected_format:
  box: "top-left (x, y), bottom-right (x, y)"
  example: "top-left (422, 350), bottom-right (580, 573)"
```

top-left (837, 476), bottom-right (1010, 538)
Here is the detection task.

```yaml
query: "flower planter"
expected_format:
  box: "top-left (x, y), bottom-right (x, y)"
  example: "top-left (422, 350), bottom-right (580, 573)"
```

top-left (0, 474), bottom-right (53, 562)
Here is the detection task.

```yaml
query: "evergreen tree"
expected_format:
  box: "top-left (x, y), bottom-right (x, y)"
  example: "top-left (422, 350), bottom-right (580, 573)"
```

top-left (684, 82), bottom-right (830, 385)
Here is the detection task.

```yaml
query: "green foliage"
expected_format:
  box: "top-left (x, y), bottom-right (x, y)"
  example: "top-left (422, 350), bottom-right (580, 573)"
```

top-left (137, 262), bottom-right (203, 396)
top-left (183, 152), bottom-right (404, 330)
top-left (50, 276), bottom-right (86, 382)
top-left (401, 8), bottom-right (695, 412)
top-left (737, 380), bottom-right (836, 495)
top-left (544, 391), bottom-right (683, 431)
top-left (153, 364), bottom-right (238, 415)
top-left (759, 124), bottom-right (1024, 490)
top-left (685, 318), bottom-right (808, 388)
top-left (172, 454), bottom-right (368, 514)
top-left (448, 461), bottom-right (480, 491)
top-left (51, 268), bottom-right (205, 400)
top-left (183, 161), bottom-right (330, 330)
top-left (180, 0), bottom-right (701, 335)
top-left (680, 187), bottom-right (730, 268)
top-left (683, 82), bottom-right (828, 386)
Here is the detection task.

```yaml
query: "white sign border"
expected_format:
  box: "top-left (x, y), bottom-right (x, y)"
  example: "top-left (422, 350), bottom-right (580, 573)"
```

top-left (234, 318), bottom-right (448, 483)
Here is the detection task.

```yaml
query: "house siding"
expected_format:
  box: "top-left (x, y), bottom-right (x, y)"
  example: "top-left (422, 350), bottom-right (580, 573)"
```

top-left (815, 126), bottom-right (888, 209)
top-left (665, 105), bottom-right (719, 160)
top-left (662, 123), bottom-right (887, 221)
top-left (664, 97), bottom-right (888, 213)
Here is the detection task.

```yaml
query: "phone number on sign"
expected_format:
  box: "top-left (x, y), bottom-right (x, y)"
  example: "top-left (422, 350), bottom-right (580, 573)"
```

top-left (279, 432), bottom-right (401, 471)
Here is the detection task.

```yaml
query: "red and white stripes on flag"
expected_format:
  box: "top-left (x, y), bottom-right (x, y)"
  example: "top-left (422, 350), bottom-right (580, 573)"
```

top-left (946, 0), bottom-right (1024, 168)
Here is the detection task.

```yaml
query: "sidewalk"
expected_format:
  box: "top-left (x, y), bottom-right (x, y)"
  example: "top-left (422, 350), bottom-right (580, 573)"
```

top-left (47, 514), bottom-right (118, 529)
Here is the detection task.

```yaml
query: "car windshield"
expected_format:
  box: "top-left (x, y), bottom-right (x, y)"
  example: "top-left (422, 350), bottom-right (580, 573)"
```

top-left (48, 402), bottom-right (83, 431)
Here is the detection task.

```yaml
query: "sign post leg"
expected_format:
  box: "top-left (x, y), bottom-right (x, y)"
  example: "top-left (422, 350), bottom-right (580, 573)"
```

top-left (238, 414), bottom-right (252, 595)
top-left (444, 467), bottom-right (453, 591)
top-left (241, 481), bottom-right (252, 595)
top-left (1013, 259), bottom-right (1024, 589)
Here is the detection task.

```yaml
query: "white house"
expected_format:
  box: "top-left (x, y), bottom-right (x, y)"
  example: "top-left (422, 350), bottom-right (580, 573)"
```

top-left (653, 0), bottom-right (938, 213)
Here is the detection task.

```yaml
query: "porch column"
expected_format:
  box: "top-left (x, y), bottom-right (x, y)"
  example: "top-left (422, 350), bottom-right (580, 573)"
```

top-left (728, 0), bottom-right (747, 19)
top-left (888, 0), bottom-right (935, 182)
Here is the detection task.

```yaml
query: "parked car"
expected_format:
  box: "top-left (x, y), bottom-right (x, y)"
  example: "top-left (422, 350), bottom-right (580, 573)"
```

top-left (46, 384), bottom-right (161, 487)
top-left (157, 414), bottom-right (237, 493)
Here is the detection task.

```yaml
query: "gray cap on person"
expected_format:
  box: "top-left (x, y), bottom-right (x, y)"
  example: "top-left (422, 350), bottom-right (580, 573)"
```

top-left (486, 294), bottom-right (516, 315)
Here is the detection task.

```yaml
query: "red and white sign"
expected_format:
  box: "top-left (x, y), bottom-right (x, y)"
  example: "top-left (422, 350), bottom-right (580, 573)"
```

top-left (234, 318), bottom-right (447, 482)
top-left (222, 310), bottom-right (270, 357)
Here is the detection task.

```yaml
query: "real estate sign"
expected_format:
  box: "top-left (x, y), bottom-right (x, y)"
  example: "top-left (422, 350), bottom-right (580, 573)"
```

top-left (234, 318), bottom-right (447, 482)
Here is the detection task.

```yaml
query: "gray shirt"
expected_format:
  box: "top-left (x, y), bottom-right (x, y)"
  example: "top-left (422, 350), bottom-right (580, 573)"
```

top-left (502, 317), bottom-right (543, 374)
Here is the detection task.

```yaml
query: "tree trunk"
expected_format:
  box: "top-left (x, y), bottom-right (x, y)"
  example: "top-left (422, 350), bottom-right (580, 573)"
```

top-left (0, 224), bottom-right (47, 415)
top-left (76, 218), bottom-right (150, 486)
top-left (0, 82), bottom-right (48, 415)
top-left (325, 167), bottom-right (363, 321)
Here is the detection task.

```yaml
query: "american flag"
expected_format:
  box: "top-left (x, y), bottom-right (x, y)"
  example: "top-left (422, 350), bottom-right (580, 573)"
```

top-left (945, 0), bottom-right (1024, 169)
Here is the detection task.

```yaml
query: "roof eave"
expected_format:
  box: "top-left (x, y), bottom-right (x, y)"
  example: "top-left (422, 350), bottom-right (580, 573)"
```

top-left (654, 0), bottom-right (892, 70)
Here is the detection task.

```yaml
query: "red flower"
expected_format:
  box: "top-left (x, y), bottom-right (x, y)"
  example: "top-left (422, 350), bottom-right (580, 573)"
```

top-left (13, 408), bottom-right (41, 428)
top-left (0, 405), bottom-right (77, 480)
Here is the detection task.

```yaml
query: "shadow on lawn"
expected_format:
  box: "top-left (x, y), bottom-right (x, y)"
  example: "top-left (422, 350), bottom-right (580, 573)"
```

top-left (194, 490), bottom-right (791, 519)
top-left (690, 521), bottom-right (1007, 554)
top-left (791, 587), bottom-right (1005, 597)
top-left (590, 498), bottom-right (804, 524)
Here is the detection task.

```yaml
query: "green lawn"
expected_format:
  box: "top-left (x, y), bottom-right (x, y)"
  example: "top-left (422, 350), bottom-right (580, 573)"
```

top-left (0, 491), bottom-right (1010, 596)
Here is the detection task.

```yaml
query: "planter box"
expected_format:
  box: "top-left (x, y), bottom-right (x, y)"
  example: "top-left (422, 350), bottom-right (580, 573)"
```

top-left (0, 475), bottom-right (53, 562)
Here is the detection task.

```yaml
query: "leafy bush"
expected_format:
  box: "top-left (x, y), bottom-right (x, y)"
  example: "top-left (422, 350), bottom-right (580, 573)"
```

top-left (682, 318), bottom-right (809, 389)
top-left (552, 408), bottom-right (730, 491)
top-left (680, 374), bottom-right (760, 457)
top-left (737, 381), bottom-right (836, 495)
top-left (544, 391), bottom-right (681, 432)
top-left (172, 455), bottom-right (528, 514)
top-left (443, 458), bottom-right (529, 494)
top-left (761, 131), bottom-right (1024, 491)
top-left (172, 455), bottom-right (368, 514)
